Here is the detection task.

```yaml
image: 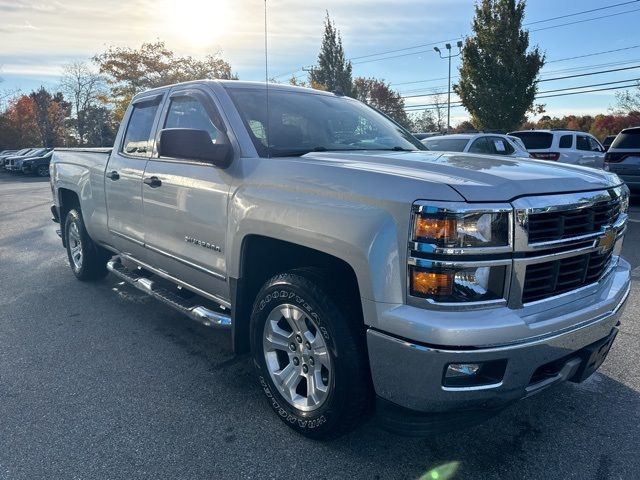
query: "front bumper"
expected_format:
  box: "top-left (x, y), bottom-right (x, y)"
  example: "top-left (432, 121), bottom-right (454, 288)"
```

top-left (367, 259), bottom-right (630, 421)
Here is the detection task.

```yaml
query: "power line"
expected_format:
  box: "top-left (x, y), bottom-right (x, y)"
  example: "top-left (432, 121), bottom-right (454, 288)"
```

top-left (538, 77), bottom-right (640, 95)
top-left (537, 82), bottom-right (639, 99)
top-left (404, 82), bottom-right (639, 111)
top-left (394, 57), bottom-right (640, 89)
top-left (529, 7), bottom-right (640, 33)
top-left (539, 64), bottom-right (640, 83)
top-left (349, 37), bottom-right (462, 62)
top-left (353, 4), bottom-right (640, 67)
top-left (273, 1), bottom-right (640, 80)
top-left (400, 65), bottom-right (640, 98)
top-left (354, 1), bottom-right (640, 65)
top-left (546, 44), bottom-right (640, 63)
top-left (524, 0), bottom-right (639, 25)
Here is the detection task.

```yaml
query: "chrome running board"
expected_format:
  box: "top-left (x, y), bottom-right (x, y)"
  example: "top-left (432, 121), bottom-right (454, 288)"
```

top-left (106, 256), bottom-right (232, 329)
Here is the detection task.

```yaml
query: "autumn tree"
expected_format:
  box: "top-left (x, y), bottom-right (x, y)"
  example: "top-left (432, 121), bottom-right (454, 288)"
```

top-left (591, 113), bottom-right (640, 139)
top-left (454, 120), bottom-right (476, 133)
top-left (352, 77), bottom-right (410, 127)
top-left (454, 0), bottom-right (545, 131)
top-left (60, 61), bottom-right (106, 146)
top-left (309, 13), bottom-right (353, 95)
top-left (29, 87), bottom-right (70, 147)
top-left (94, 41), bottom-right (236, 121)
top-left (1, 95), bottom-right (40, 148)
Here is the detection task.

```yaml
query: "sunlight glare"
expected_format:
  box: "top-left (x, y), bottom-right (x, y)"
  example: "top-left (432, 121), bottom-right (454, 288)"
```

top-left (162, 0), bottom-right (231, 48)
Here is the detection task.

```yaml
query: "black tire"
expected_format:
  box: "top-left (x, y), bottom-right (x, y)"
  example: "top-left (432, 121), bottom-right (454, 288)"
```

top-left (250, 271), bottom-right (372, 439)
top-left (36, 164), bottom-right (49, 177)
top-left (64, 208), bottom-right (110, 281)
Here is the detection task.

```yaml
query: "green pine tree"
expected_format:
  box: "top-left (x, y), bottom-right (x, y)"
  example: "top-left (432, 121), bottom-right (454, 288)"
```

top-left (309, 13), bottom-right (353, 95)
top-left (454, 0), bottom-right (545, 131)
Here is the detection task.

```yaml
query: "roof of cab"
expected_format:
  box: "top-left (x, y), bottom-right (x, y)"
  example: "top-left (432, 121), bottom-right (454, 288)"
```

top-left (131, 79), bottom-right (339, 102)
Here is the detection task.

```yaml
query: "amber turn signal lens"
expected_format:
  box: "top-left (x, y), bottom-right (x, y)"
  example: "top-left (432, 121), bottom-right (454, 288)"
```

top-left (411, 270), bottom-right (453, 297)
top-left (415, 217), bottom-right (456, 241)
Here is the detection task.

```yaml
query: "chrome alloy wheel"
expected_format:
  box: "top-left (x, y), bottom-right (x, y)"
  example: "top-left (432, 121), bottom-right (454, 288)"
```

top-left (263, 304), bottom-right (332, 411)
top-left (68, 221), bottom-right (83, 271)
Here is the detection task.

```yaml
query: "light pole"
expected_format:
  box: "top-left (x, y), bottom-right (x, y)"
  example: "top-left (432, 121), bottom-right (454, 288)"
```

top-left (434, 40), bottom-right (463, 133)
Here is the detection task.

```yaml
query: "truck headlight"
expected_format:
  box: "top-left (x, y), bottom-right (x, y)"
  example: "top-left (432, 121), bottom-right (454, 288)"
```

top-left (619, 184), bottom-right (630, 214)
top-left (413, 205), bottom-right (512, 248)
top-left (410, 265), bottom-right (507, 303)
top-left (409, 202), bottom-right (513, 305)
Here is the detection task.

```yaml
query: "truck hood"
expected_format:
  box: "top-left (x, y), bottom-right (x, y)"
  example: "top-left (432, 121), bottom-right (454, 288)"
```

top-left (300, 150), bottom-right (622, 202)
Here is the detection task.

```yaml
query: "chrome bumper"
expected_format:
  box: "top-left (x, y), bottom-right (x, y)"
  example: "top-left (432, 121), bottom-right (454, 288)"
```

top-left (367, 260), bottom-right (630, 413)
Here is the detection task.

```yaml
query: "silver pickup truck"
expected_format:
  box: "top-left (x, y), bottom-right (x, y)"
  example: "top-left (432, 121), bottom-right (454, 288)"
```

top-left (51, 80), bottom-right (631, 439)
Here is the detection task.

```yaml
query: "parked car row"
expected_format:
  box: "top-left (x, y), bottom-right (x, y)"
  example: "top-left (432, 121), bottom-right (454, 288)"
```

top-left (415, 127), bottom-right (640, 191)
top-left (0, 148), bottom-right (53, 176)
top-left (419, 129), bottom-right (612, 169)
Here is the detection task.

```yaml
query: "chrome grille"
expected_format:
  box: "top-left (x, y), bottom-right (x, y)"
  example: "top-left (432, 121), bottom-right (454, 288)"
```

top-left (522, 249), bottom-right (613, 303)
top-left (527, 200), bottom-right (621, 244)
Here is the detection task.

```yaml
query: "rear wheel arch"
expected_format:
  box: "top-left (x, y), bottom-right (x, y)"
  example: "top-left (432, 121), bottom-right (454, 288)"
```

top-left (58, 188), bottom-right (81, 247)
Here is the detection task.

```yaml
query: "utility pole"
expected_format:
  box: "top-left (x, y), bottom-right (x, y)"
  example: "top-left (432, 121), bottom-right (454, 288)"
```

top-left (434, 41), bottom-right (463, 133)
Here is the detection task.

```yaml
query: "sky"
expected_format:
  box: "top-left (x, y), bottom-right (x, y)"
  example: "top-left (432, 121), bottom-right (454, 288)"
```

top-left (1, 0), bottom-right (639, 124)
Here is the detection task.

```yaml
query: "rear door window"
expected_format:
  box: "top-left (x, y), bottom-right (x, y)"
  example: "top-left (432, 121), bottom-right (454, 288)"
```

top-left (559, 135), bottom-right (573, 149)
top-left (610, 129), bottom-right (640, 149)
top-left (509, 132), bottom-right (553, 150)
top-left (122, 99), bottom-right (161, 157)
top-left (576, 135), bottom-right (591, 151)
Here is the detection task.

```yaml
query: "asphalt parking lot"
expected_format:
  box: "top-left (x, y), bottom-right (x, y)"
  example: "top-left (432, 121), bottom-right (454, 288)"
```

top-left (1, 172), bottom-right (639, 480)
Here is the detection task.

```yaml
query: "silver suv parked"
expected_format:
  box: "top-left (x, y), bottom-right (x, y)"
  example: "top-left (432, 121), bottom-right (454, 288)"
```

top-left (509, 129), bottom-right (605, 168)
top-left (605, 127), bottom-right (640, 191)
top-left (422, 133), bottom-right (530, 158)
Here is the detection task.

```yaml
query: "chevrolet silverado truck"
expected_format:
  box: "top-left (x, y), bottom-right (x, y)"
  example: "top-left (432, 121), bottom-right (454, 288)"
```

top-left (50, 80), bottom-right (631, 439)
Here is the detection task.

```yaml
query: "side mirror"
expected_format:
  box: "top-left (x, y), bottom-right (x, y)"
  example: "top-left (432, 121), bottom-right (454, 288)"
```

top-left (158, 128), bottom-right (232, 168)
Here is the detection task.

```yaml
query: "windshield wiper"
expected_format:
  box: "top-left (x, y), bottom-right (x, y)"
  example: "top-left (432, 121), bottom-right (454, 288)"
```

top-left (269, 146), bottom-right (418, 157)
top-left (270, 146), bottom-right (374, 157)
top-left (387, 146), bottom-right (416, 151)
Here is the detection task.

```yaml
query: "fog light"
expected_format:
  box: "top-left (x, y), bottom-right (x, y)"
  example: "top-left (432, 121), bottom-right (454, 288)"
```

top-left (442, 360), bottom-right (507, 388)
top-left (446, 363), bottom-right (481, 377)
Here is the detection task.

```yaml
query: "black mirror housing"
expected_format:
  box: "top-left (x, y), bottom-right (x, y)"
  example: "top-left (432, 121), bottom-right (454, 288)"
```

top-left (158, 128), bottom-right (232, 167)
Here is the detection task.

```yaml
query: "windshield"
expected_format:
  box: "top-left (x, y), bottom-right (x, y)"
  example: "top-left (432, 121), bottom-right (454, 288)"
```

top-left (423, 138), bottom-right (469, 152)
top-left (226, 87), bottom-right (425, 157)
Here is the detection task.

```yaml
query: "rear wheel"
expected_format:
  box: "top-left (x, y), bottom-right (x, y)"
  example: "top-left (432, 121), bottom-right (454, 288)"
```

top-left (64, 209), bottom-right (109, 281)
top-left (250, 271), bottom-right (372, 439)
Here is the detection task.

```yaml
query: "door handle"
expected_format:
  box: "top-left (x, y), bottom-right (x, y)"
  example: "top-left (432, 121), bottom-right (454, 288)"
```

top-left (143, 176), bottom-right (162, 188)
top-left (106, 170), bottom-right (119, 180)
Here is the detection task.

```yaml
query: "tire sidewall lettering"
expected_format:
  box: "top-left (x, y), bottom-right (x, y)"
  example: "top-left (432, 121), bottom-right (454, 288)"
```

top-left (254, 283), bottom-right (336, 431)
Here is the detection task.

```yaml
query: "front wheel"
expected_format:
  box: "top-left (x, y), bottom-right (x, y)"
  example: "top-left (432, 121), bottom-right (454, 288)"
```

top-left (250, 272), bottom-right (372, 439)
top-left (36, 164), bottom-right (49, 177)
top-left (64, 209), bottom-right (109, 281)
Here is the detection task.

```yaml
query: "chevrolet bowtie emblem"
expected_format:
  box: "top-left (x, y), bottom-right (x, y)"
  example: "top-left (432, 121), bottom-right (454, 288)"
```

top-left (596, 229), bottom-right (616, 254)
